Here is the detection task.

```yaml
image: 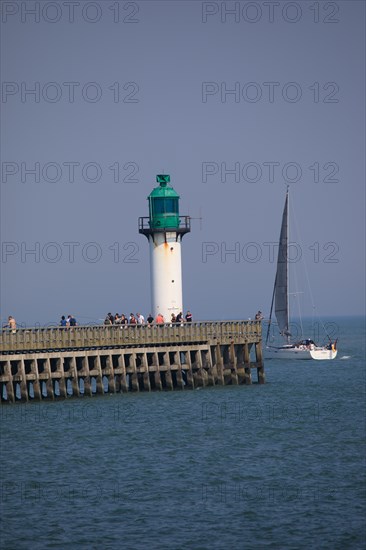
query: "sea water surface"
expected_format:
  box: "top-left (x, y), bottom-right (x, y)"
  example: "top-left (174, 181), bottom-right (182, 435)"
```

top-left (1, 316), bottom-right (365, 549)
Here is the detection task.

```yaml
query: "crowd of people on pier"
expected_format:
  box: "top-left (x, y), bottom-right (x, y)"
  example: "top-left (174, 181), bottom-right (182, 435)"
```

top-left (102, 311), bottom-right (193, 327)
top-left (3, 310), bottom-right (265, 332)
top-left (2, 311), bottom-right (194, 331)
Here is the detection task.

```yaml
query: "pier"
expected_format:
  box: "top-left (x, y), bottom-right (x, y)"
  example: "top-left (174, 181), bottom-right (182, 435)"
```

top-left (0, 321), bottom-right (264, 403)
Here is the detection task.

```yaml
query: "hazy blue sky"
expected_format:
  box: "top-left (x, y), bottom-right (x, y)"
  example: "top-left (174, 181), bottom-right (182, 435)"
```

top-left (1, 0), bottom-right (365, 326)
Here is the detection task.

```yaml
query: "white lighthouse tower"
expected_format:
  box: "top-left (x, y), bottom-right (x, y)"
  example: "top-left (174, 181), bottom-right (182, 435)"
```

top-left (139, 174), bottom-right (191, 321)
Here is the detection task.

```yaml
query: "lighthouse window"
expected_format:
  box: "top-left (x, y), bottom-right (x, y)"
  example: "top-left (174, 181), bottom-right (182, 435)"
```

top-left (153, 198), bottom-right (178, 215)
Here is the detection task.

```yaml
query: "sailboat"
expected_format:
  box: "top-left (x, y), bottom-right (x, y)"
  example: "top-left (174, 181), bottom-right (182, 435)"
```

top-left (265, 189), bottom-right (338, 360)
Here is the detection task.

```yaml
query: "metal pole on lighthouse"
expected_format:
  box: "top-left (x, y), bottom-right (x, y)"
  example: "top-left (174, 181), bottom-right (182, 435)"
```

top-left (138, 174), bottom-right (191, 322)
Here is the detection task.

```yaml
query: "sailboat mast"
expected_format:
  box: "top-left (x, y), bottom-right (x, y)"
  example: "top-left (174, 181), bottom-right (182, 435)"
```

top-left (285, 188), bottom-right (290, 344)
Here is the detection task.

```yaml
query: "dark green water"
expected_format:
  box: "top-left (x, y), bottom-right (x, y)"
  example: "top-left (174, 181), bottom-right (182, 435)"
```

top-left (1, 317), bottom-right (365, 549)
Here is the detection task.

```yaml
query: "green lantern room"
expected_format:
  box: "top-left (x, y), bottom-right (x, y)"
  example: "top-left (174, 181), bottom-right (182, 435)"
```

top-left (139, 175), bottom-right (191, 238)
top-left (148, 175), bottom-right (180, 229)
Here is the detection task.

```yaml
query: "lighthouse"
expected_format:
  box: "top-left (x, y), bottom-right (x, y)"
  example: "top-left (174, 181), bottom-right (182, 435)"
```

top-left (139, 175), bottom-right (191, 321)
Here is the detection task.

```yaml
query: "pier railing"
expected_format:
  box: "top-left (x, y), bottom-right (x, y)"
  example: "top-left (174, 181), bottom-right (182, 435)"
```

top-left (0, 321), bottom-right (261, 354)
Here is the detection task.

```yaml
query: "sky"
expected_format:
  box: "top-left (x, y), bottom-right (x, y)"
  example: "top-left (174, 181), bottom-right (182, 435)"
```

top-left (1, 0), bottom-right (365, 327)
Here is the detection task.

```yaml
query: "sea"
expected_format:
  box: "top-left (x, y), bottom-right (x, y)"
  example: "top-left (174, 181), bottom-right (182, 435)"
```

top-left (1, 316), bottom-right (365, 550)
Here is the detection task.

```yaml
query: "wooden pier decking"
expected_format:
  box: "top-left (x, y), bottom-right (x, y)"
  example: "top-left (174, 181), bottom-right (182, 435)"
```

top-left (0, 321), bottom-right (264, 403)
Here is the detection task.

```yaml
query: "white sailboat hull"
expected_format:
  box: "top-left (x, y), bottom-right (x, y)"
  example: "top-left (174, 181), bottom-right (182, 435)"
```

top-left (266, 345), bottom-right (337, 361)
top-left (310, 348), bottom-right (338, 360)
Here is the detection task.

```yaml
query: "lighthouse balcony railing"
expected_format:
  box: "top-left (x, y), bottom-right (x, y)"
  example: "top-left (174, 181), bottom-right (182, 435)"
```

top-left (0, 321), bottom-right (262, 353)
top-left (138, 216), bottom-right (191, 236)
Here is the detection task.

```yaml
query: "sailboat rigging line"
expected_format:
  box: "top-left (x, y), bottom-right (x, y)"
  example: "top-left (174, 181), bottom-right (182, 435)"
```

top-left (266, 272), bottom-right (277, 346)
top-left (286, 192), bottom-right (304, 339)
top-left (286, 190), bottom-right (289, 343)
top-left (291, 193), bottom-right (317, 312)
top-left (290, 192), bottom-right (332, 342)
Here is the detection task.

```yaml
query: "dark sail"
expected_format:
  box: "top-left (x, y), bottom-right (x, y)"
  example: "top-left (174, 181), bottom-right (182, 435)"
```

top-left (274, 192), bottom-right (290, 338)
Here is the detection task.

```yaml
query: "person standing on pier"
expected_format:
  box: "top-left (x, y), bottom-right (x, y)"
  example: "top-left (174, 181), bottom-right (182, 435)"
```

top-left (68, 315), bottom-right (77, 327)
top-left (185, 311), bottom-right (192, 323)
top-left (136, 313), bottom-right (145, 326)
top-left (6, 316), bottom-right (17, 333)
top-left (60, 316), bottom-right (67, 327)
top-left (156, 313), bottom-right (164, 325)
